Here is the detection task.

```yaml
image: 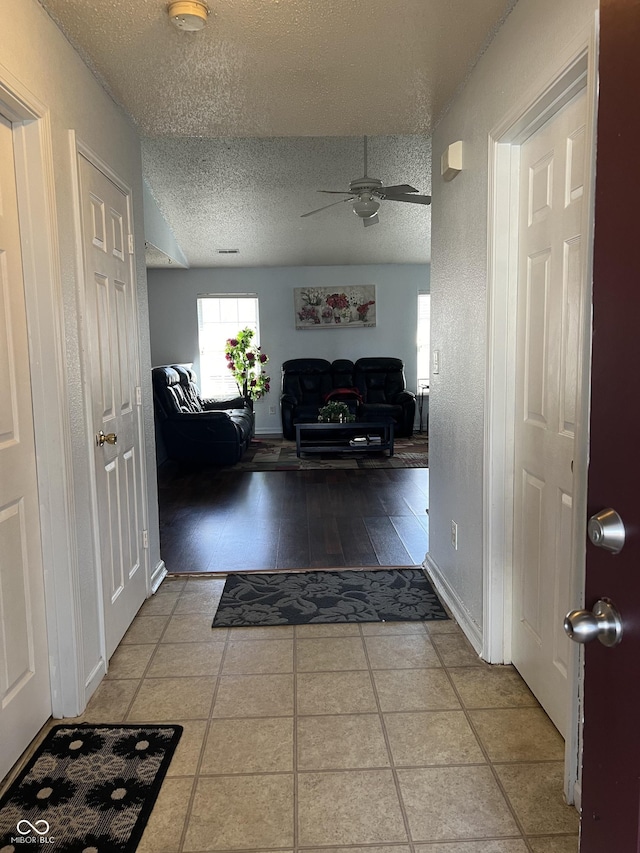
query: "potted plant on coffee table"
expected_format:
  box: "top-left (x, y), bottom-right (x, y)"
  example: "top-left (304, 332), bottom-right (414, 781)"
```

top-left (317, 401), bottom-right (356, 423)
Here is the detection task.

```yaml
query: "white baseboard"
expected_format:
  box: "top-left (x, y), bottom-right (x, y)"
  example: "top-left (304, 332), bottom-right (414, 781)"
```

top-left (573, 780), bottom-right (582, 812)
top-left (254, 427), bottom-right (283, 437)
top-left (150, 560), bottom-right (167, 592)
top-left (422, 555), bottom-right (484, 656)
top-left (83, 659), bottom-right (107, 711)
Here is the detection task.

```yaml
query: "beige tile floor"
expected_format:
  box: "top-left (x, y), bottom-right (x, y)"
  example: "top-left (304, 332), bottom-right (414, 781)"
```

top-left (13, 576), bottom-right (581, 852)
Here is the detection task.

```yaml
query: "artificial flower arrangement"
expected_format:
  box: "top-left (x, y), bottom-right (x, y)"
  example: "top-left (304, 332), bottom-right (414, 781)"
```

top-left (317, 401), bottom-right (356, 423)
top-left (224, 328), bottom-right (271, 401)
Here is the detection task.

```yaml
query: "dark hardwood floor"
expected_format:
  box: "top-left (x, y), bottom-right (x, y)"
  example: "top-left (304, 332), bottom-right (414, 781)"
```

top-left (157, 464), bottom-right (429, 573)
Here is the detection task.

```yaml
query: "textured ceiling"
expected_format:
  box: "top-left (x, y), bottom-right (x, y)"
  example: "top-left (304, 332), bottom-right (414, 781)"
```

top-left (38, 0), bottom-right (516, 267)
top-left (142, 135), bottom-right (432, 266)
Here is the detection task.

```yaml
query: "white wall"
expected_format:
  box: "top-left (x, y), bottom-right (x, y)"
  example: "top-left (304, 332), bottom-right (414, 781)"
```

top-left (147, 264), bottom-right (429, 434)
top-left (429, 0), bottom-right (597, 633)
top-left (144, 180), bottom-right (189, 267)
top-left (0, 0), bottom-right (158, 698)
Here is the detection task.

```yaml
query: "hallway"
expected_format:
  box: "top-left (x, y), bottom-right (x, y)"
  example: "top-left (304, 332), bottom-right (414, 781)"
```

top-left (28, 575), bottom-right (580, 852)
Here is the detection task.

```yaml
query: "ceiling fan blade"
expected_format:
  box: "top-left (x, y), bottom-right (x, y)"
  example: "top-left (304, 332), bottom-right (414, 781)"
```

top-left (317, 190), bottom-right (353, 195)
top-left (363, 213), bottom-right (379, 227)
top-left (379, 184), bottom-right (419, 194)
top-left (301, 197), bottom-right (354, 218)
top-left (382, 193), bottom-right (432, 205)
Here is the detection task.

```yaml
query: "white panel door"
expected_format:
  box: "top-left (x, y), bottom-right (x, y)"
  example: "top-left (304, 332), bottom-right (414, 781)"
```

top-left (77, 154), bottom-right (146, 660)
top-left (0, 114), bottom-right (51, 777)
top-left (512, 90), bottom-right (587, 737)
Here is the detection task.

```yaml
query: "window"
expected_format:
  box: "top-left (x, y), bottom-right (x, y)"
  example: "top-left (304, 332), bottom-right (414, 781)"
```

top-left (197, 295), bottom-right (260, 398)
top-left (417, 292), bottom-right (431, 392)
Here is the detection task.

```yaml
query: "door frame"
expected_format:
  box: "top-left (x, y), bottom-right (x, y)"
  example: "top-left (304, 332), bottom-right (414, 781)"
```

top-left (0, 65), bottom-right (84, 717)
top-left (69, 133), bottom-right (151, 688)
top-left (483, 21), bottom-right (597, 805)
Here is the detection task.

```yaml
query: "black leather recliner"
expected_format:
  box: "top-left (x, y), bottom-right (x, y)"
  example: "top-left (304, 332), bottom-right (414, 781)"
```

top-left (280, 359), bottom-right (332, 440)
top-left (152, 365), bottom-right (254, 465)
top-left (280, 357), bottom-right (415, 439)
top-left (353, 357), bottom-right (415, 437)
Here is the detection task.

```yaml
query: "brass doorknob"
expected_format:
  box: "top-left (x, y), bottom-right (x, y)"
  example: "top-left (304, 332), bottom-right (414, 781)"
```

top-left (96, 430), bottom-right (118, 447)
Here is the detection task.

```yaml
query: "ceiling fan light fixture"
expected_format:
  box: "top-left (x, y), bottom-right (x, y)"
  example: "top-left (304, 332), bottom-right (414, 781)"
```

top-left (168, 0), bottom-right (210, 31)
top-left (352, 194), bottom-right (380, 219)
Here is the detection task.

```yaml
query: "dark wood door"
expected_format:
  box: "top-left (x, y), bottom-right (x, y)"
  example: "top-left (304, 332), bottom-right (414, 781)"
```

top-left (579, 1), bottom-right (640, 849)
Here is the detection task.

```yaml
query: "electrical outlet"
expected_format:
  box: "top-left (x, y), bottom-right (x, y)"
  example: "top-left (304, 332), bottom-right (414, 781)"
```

top-left (451, 520), bottom-right (458, 550)
top-left (268, 405), bottom-right (276, 415)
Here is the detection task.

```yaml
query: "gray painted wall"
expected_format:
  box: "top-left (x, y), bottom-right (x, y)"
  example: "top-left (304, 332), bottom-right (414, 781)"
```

top-left (147, 264), bottom-right (429, 434)
top-left (1, 0), bottom-right (159, 692)
top-left (429, 0), bottom-right (597, 633)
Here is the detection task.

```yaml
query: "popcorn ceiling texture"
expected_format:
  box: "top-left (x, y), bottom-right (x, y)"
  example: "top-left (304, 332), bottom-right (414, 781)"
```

top-left (38, 0), bottom-right (516, 138)
top-left (37, 0), bottom-right (515, 267)
top-left (142, 134), bottom-right (432, 266)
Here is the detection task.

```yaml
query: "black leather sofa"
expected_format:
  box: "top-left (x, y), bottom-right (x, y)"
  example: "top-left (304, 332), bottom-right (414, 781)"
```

top-left (152, 365), bottom-right (254, 465)
top-left (281, 357), bottom-right (415, 439)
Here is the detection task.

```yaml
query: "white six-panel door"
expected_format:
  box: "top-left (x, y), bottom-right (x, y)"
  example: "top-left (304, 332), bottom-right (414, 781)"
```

top-left (77, 153), bottom-right (146, 661)
top-left (512, 90), bottom-right (587, 737)
top-left (0, 114), bottom-right (51, 777)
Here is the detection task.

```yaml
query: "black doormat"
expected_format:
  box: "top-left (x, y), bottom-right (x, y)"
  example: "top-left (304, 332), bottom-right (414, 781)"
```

top-left (212, 568), bottom-right (449, 627)
top-left (0, 724), bottom-right (182, 852)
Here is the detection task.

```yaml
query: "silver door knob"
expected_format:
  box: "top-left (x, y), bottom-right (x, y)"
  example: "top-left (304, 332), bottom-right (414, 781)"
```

top-left (587, 508), bottom-right (625, 553)
top-left (564, 598), bottom-right (623, 647)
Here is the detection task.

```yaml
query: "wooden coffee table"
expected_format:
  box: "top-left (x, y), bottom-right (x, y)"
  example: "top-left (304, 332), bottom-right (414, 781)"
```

top-left (295, 420), bottom-right (394, 457)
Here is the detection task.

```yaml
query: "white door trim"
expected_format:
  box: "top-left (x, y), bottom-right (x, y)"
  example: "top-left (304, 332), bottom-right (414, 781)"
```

top-left (484, 20), bottom-right (598, 804)
top-left (0, 64), bottom-right (84, 717)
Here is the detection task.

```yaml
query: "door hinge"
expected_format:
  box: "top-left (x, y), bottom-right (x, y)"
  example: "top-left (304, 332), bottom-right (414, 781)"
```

top-left (142, 529), bottom-right (149, 549)
top-left (128, 234), bottom-right (134, 255)
top-left (135, 386), bottom-right (142, 406)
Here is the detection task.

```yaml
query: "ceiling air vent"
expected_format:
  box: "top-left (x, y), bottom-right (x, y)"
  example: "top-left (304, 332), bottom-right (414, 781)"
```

top-left (218, 249), bottom-right (239, 254)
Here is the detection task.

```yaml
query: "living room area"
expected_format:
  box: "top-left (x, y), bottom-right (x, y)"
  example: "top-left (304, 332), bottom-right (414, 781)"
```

top-left (148, 262), bottom-right (431, 574)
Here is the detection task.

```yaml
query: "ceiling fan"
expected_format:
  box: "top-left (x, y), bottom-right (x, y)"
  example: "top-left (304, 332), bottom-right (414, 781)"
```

top-left (301, 136), bottom-right (431, 227)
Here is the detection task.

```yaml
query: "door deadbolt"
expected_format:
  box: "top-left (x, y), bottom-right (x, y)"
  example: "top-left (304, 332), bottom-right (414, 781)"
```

top-left (587, 508), bottom-right (625, 554)
top-left (96, 430), bottom-right (118, 447)
top-left (564, 598), bottom-right (623, 647)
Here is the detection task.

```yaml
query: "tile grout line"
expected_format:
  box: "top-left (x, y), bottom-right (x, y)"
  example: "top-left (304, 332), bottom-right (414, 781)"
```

top-left (428, 636), bottom-right (536, 850)
top-left (359, 623), bottom-right (416, 853)
top-left (175, 583), bottom-right (229, 853)
top-left (119, 587), bottom-right (183, 723)
top-left (127, 580), bottom-right (188, 849)
top-left (293, 626), bottom-right (299, 853)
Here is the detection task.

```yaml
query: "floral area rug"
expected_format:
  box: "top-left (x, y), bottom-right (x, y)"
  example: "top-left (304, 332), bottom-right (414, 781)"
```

top-left (232, 435), bottom-right (429, 471)
top-left (211, 568), bottom-right (449, 627)
top-left (0, 724), bottom-right (182, 852)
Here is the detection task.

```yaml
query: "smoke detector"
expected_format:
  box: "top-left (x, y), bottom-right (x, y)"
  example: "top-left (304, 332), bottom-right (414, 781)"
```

top-left (168, 1), bottom-right (210, 31)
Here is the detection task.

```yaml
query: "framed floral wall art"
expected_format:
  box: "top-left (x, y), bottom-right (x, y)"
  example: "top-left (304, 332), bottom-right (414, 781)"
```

top-left (294, 285), bottom-right (376, 330)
